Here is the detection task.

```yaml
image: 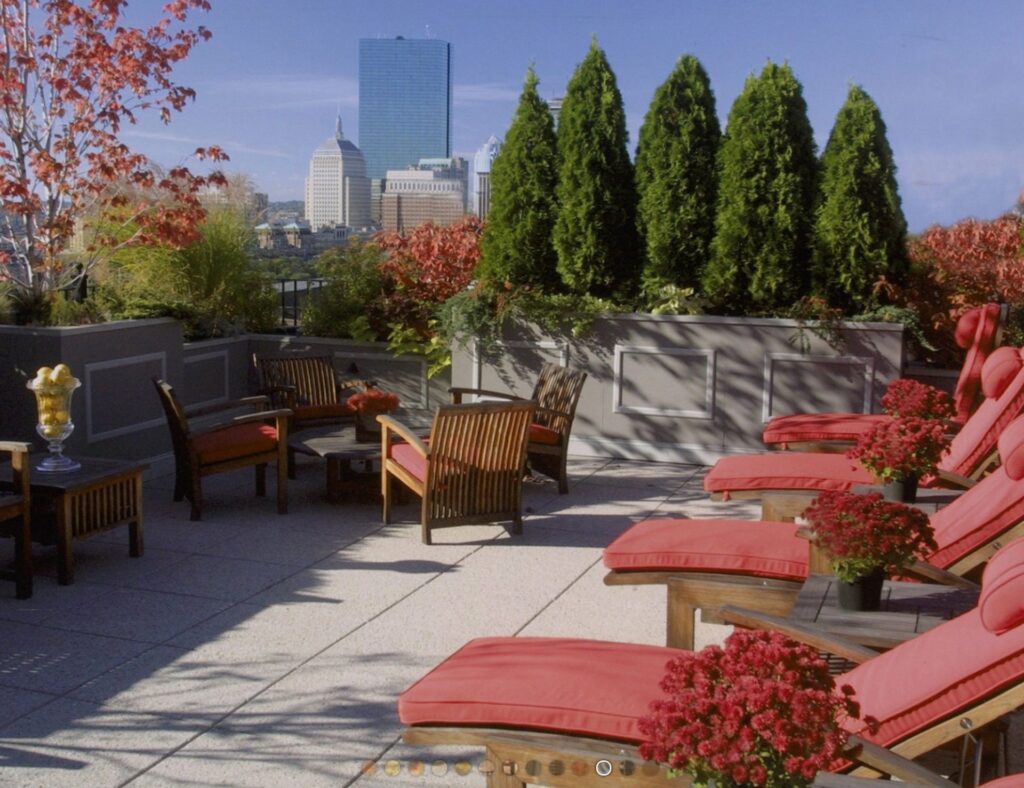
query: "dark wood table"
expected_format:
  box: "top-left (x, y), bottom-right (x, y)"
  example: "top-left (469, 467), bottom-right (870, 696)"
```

top-left (791, 574), bottom-right (978, 650)
top-left (289, 417), bottom-right (432, 503)
top-left (1, 456), bottom-right (146, 585)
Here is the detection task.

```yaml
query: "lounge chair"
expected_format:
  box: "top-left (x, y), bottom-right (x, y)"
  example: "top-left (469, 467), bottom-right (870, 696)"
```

top-left (705, 346), bottom-right (1024, 520)
top-left (0, 441), bottom-right (32, 599)
top-left (450, 362), bottom-right (587, 494)
top-left (763, 303), bottom-right (1007, 451)
top-left (399, 537), bottom-right (1024, 787)
top-left (604, 413), bottom-right (1024, 649)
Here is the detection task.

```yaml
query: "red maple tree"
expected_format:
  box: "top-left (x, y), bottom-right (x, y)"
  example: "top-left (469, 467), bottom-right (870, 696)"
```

top-left (0, 0), bottom-right (226, 298)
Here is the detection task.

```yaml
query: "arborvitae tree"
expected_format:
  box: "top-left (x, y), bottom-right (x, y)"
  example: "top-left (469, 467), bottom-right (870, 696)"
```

top-left (703, 62), bottom-right (818, 313)
top-left (553, 39), bottom-right (640, 300)
top-left (812, 85), bottom-right (908, 312)
top-left (477, 67), bottom-right (560, 289)
top-left (635, 55), bottom-right (720, 291)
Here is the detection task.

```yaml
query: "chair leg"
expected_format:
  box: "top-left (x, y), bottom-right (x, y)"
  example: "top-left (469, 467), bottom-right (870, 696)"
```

top-left (287, 447), bottom-right (297, 480)
top-left (511, 513), bottom-right (523, 535)
top-left (189, 475), bottom-right (203, 521)
top-left (15, 508), bottom-right (32, 599)
top-left (255, 464), bottom-right (267, 497)
top-left (421, 501), bottom-right (432, 545)
top-left (276, 458), bottom-right (288, 515)
top-left (382, 472), bottom-right (393, 524)
top-left (173, 471), bottom-right (184, 502)
top-left (557, 457), bottom-right (569, 495)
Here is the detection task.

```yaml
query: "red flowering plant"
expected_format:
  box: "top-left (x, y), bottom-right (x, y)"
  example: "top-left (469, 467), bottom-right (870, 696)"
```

top-left (346, 387), bottom-right (400, 416)
top-left (802, 491), bottom-right (936, 583)
top-left (639, 629), bottom-right (867, 787)
top-left (846, 416), bottom-right (948, 482)
top-left (879, 379), bottom-right (955, 422)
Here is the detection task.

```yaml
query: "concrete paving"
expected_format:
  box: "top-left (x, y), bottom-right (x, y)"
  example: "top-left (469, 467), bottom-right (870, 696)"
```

top-left (0, 456), bottom-right (1019, 786)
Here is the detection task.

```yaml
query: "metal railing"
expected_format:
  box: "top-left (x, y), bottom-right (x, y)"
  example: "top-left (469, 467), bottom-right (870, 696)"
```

top-left (275, 278), bottom-right (327, 328)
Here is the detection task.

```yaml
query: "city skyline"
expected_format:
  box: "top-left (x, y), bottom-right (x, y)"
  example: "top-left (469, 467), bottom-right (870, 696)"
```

top-left (121, 0), bottom-right (1024, 232)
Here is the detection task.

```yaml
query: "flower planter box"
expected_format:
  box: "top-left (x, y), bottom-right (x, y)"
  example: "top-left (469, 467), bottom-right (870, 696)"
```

top-left (451, 313), bottom-right (905, 464)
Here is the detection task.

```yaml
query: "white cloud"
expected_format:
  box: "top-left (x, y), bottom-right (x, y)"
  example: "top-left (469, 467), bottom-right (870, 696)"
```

top-left (122, 130), bottom-right (292, 160)
top-left (197, 74), bottom-right (359, 111)
top-left (453, 82), bottom-right (521, 106)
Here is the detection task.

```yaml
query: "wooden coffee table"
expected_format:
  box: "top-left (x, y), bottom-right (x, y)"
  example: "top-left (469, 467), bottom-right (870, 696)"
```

top-left (1, 456), bottom-right (146, 585)
top-left (289, 418), bottom-right (431, 503)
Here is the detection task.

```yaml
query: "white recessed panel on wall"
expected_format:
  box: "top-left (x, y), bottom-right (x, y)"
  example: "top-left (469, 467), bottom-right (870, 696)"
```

top-left (471, 340), bottom-right (569, 400)
top-left (762, 352), bottom-right (874, 423)
top-left (85, 352), bottom-right (167, 442)
top-left (613, 345), bottom-right (716, 419)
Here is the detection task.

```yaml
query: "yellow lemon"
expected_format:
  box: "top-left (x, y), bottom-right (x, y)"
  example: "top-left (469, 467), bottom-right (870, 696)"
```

top-left (41, 424), bottom-right (63, 439)
top-left (53, 410), bottom-right (69, 424)
top-left (40, 412), bottom-right (58, 426)
top-left (49, 365), bottom-right (72, 385)
top-left (36, 366), bottom-right (53, 379)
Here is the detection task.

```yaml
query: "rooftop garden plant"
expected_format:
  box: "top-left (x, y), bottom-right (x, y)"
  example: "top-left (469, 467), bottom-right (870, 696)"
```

top-left (846, 416), bottom-right (949, 483)
top-left (879, 378), bottom-right (955, 421)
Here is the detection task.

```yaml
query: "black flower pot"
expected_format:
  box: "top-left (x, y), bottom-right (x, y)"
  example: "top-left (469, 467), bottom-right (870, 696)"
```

top-left (836, 568), bottom-right (886, 611)
top-left (881, 474), bottom-right (918, 504)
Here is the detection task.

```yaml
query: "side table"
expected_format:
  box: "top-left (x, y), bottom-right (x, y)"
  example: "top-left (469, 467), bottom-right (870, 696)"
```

top-left (790, 574), bottom-right (978, 650)
top-left (1, 456), bottom-right (146, 585)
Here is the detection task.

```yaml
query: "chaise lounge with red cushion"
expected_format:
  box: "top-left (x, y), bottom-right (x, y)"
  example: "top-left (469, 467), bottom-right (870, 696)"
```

top-left (399, 538), bottom-right (1024, 787)
top-left (704, 345), bottom-right (1024, 519)
top-left (603, 413), bottom-right (1024, 649)
top-left (763, 303), bottom-right (1006, 451)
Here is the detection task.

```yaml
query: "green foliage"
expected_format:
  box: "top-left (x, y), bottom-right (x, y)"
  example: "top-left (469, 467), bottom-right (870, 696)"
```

top-left (641, 279), bottom-right (707, 316)
top-left (252, 256), bottom-right (320, 281)
top-left (812, 85), bottom-right (908, 312)
top-left (852, 304), bottom-right (936, 358)
top-left (300, 241), bottom-right (390, 339)
top-left (477, 67), bottom-right (560, 289)
top-left (704, 61), bottom-right (818, 313)
top-left (635, 55), bottom-right (721, 290)
top-left (553, 39), bottom-right (640, 300)
top-left (387, 321), bottom-right (451, 378)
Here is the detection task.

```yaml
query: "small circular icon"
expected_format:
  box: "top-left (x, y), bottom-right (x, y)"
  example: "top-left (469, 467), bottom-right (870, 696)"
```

top-left (383, 760), bottom-right (401, 776)
top-left (525, 760), bottom-right (542, 776)
top-left (431, 759), bottom-right (448, 776)
top-left (548, 759), bottom-right (565, 776)
top-left (619, 760), bottom-right (636, 776)
top-left (595, 759), bottom-right (614, 777)
top-left (360, 760), bottom-right (378, 776)
top-left (407, 760), bottom-right (424, 776)
top-left (478, 759), bottom-right (495, 774)
top-left (454, 760), bottom-right (472, 776)
top-left (571, 760), bottom-right (588, 776)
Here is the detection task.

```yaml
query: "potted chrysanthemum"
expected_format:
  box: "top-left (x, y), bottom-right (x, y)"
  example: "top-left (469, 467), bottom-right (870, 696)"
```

top-left (846, 416), bottom-right (948, 502)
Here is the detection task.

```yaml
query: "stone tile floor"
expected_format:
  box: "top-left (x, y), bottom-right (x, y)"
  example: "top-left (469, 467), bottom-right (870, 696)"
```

top-left (0, 456), bottom-right (1020, 786)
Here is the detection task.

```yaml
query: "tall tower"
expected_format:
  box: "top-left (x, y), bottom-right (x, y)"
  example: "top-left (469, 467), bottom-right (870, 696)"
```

top-left (304, 115), bottom-right (371, 231)
top-left (359, 37), bottom-right (452, 220)
top-left (472, 135), bottom-right (501, 219)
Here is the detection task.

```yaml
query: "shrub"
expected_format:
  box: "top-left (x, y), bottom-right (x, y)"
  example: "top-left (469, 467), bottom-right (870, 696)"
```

top-left (300, 241), bottom-right (390, 340)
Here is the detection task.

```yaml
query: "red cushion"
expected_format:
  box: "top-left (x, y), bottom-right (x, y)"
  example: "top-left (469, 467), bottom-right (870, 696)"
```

top-left (603, 518), bottom-right (807, 580)
top-left (398, 637), bottom-right (675, 742)
top-left (842, 607), bottom-right (1024, 747)
top-left (193, 422), bottom-right (278, 466)
top-left (389, 442), bottom-right (428, 483)
top-left (954, 305), bottom-right (1003, 423)
top-left (762, 413), bottom-right (888, 446)
top-left (979, 537), bottom-right (1024, 633)
top-left (704, 453), bottom-right (872, 497)
top-left (998, 415), bottom-right (1024, 481)
top-left (981, 346), bottom-right (1023, 400)
top-left (528, 422), bottom-right (562, 446)
top-left (295, 403), bottom-right (354, 421)
top-left (954, 305), bottom-right (985, 349)
top-left (978, 777), bottom-right (1024, 787)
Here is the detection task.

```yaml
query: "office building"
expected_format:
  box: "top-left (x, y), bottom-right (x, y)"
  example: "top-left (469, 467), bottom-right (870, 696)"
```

top-left (303, 115), bottom-right (371, 231)
top-left (359, 37), bottom-right (452, 219)
top-left (381, 157), bottom-right (468, 231)
top-left (472, 135), bottom-right (501, 219)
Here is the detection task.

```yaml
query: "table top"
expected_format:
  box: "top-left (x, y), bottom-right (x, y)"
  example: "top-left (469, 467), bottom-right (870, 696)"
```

top-left (0, 455), bottom-right (148, 492)
top-left (791, 574), bottom-right (978, 650)
top-left (290, 415), bottom-right (432, 461)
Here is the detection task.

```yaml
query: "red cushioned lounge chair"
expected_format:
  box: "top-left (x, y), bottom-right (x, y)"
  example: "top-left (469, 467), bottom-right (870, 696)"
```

top-left (705, 346), bottom-right (1024, 521)
top-left (399, 538), bottom-right (1024, 787)
top-left (763, 304), bottom-right (1007, 452)
top-left (604, 414), bottom-right (1024, 650)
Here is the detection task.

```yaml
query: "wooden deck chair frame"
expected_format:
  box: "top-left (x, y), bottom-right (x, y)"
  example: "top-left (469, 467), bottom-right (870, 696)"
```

top-left (0, 441), bottom-right (32, 599)
top-left (380, 401), bottom-right (535, 545)
top-left (153, 378), bottom-right (291, 521)
top-left (401, 604), bottom-right (1008, 787)
top-left (451, 363), bottom-right (587, 494)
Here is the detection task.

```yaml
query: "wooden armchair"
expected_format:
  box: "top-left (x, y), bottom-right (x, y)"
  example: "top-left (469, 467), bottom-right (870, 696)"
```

top-left (379, 401), bottom-right (535, 544)
top-left (451, 363), bottom-right (587, 494)
top-left (0, 441), bottom-right (32, 599)
top-left (253, 353), bottom-right (367, 430)
top-left (152, 378), bottom-right (291, 521)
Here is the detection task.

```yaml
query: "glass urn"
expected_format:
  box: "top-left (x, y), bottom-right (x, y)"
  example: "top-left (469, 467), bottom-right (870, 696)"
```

top-left (27, 365), bottom-right (82, 473)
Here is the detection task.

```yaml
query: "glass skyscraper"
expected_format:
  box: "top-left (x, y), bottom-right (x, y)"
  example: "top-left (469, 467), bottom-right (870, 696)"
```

top-left (358, 37), bottom-right (453, 181)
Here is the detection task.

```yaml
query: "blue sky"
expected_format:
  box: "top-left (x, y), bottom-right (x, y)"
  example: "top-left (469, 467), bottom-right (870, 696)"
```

top-left (124, 0), bottom-right (1024, 232)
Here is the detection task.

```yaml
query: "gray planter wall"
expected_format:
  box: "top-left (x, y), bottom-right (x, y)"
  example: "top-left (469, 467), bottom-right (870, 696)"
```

top-left (451, 314), bottom-right (906, 464)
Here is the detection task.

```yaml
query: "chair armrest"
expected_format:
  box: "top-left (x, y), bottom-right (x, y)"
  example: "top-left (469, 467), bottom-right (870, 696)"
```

top-left (378, 415), bottom-right (430, 457)
top-left (192, 408), bottom-right (293, 436)
top-left (448, 386), bottom-right (520, 404)
top-left (718, 605), bottom-right (879, 664)
top-left (185, 396), bottom-right (271, 418)
top-left (904, 559), bottom-right (979, 589)
top-left (838, 736), bottom-right (959, 785)
top-left (0, 441), bottom-right (32, 453)
top-left (930, 468), bottom-right (975, 489)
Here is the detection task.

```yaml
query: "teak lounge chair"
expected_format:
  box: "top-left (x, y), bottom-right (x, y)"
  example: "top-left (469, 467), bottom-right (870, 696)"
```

top-left (763, 303), bottom-right (1007, 451)
top-left (604, 412), bottom-right (1024, 649)
top-left (0, 441), bottom-right (32, 599)
top-left (153, 378), bottom-right (291, 521)
top-left (399, 537), bottom-right (1024, 787)
top-left (379, 400), bottom-right (535, 544)
top-left (704, 346), bottom-right (1024, 519)
top-left (450, 362), bottom-right (587, 494)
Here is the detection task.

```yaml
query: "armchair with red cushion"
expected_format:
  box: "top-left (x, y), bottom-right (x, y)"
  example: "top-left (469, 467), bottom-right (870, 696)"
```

top-left (0, 441), bottom-right (32, 598)
top-left (153, 378), bottom-right (291, 521)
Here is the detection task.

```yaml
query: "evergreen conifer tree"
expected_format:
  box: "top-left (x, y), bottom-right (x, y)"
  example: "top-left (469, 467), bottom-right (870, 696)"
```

top-left (703, 62), bottom-right (818, 313)
top-left (553, 39), bottom-right (640, 299)
top-left (477, 67), bottom-right (560, 289)
top-left (812, 85), bottom-right (908, 311)
top-left (635, 55), bottom-right (720, 291)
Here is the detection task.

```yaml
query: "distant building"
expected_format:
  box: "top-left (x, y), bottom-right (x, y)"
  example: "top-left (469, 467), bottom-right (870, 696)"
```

top-left (359, 37), bottom-right (453, 221)
top-left (381, 157), bottom-right (468, 232)
top-left (254, 221), bottom-right (355, 259)
top-left (472, 135), bottom-right (501, 219)
top-left (303, 115), bottom-right (371, 231)
top-left (549, 96), bottom-right (564, 131)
